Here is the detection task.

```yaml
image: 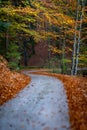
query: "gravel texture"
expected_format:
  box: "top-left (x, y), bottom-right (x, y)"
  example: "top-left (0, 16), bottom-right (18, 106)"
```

top-left (0, 73), bottom-right (70, 130)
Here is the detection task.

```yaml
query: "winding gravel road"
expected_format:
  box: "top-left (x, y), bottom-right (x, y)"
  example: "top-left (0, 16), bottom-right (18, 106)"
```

top-left (0, 72), bottom-right (70, 130)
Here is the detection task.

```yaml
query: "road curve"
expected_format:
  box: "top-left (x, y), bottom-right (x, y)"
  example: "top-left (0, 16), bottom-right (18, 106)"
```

top-left (0, 72), bottom-right (70, 130)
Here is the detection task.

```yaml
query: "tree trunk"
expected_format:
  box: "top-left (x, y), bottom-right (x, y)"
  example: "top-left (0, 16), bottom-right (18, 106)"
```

top-left (23, 41), bottom-right (28, 66)
top-left (61, 36), bottom-right (66, 74)
top-left (71, 0), bottom-right (79, 75)
top-left (12, 0), bottom-right (20, 6)
top-left (5, 31), bottom-right (9, 55)
top-left (5, 12), bottom-right (9, 55)
top-left (74, 1), bottom-right (84, 75)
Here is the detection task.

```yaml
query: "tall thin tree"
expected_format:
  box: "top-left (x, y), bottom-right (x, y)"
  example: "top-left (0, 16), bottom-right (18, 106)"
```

top-left (74, 0), bottom-right (84, 75)
top-left (71, 0), bottom-right (79, 75)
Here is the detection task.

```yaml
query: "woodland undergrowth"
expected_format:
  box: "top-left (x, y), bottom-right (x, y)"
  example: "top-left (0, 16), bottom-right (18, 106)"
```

top-left (0, 56), bottom-right (31, 105)
top-left (30, 70), bottom-right (87, 130)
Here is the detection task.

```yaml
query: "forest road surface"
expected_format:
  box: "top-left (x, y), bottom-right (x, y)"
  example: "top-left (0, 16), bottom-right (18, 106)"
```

top-left (0, 71), bottom-right (70, 130)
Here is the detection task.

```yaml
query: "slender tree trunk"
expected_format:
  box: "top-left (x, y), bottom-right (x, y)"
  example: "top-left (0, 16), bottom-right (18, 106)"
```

top-left (5, 31), bottom-right (9, 55)
top-left (74, 1), bottom-right (84, 75)
top-left (44, 16), bottom-right (51, 68)
top-left (5, 11), bottom-right (9, 55)
top-left (59, 37), bottom-right (62, 72)
top-left (48, 37), bottom-right (51, 68)
top-left (47, 23), bottom-right (51, 69)
top-left (23, 41), bottom-right (28, 66)
top-left (61, 36), bottom-right (66, 74)
top-left (71, 0), bottom-right (79, 75)
top-left (60, 23), bottom-right (67, 74)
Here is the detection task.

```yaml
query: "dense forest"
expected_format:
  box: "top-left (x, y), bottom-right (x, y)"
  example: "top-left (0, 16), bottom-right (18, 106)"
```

top-left (0, 0), bottom-right (87, 75)
top-left (0, 1), bottom-right (87, 129)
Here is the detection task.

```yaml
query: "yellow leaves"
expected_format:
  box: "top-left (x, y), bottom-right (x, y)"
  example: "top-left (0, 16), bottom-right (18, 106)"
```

top-left (46, 32), bottom-right (58, 39)
top-left (48, 12), bottom-right (75, 27)
top-left (0, 6), bottom-right (15, 17)
top-left (65, 29), bottom-right (75, 35)
top-left (0, 2), bottom-right (75, 42)
top-left (79, 56), bottom-right (87, 65)
top-left (68, 48), bottom-right (72, 52)
top-left (66, 47), bottom-right (72, 52)
top-left (44, 12), bottom-right (51, 23)
top-left (50, 45), bottom-right (62, 54)
top-left (58, 13), bottom-right (74, 26)
top-left (0, 6), bottom-right (38, 18)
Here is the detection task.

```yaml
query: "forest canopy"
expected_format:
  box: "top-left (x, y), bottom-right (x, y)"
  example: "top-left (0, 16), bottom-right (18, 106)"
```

top-left (0, 0), bottom-right (87, 75)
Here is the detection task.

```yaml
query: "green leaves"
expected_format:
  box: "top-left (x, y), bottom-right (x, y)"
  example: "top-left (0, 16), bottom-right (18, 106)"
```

top-left (7, 43), bottom-right (21, 70)
top-left (0, 20), bottom-right (10, 32)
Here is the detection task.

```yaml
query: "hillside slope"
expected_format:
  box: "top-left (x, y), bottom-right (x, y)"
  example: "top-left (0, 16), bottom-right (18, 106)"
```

top-left (0, 56), bottom-right (31, 105)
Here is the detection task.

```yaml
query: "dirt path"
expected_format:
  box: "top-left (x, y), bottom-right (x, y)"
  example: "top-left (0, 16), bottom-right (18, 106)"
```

top-left (0, 72), bottom-right (70, 130)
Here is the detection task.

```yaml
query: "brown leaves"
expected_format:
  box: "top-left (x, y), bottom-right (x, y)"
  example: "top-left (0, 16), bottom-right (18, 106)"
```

top-left (0, 56), bottom-right (31, 105)
top-left (30, 70), bottom-right (87, 130)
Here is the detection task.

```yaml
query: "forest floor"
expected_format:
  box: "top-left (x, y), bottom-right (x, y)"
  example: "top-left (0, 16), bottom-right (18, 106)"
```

top-left (0, 56), bottom-right (31, 105)
top-left (0, 57), bottom-right (87, 130)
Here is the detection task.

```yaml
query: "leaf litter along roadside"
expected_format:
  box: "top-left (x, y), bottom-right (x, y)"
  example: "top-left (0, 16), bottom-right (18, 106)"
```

top-left (0, 56), bottom-right (31, 105)
top-left (29, 70), bottom-right (87, 130)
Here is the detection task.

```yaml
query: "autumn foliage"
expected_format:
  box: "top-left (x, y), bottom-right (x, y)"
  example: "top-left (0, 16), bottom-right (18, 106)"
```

top-left (0, 56), bottom-right (31, 105)
top-left (30, 70), bottom-right (87, 130)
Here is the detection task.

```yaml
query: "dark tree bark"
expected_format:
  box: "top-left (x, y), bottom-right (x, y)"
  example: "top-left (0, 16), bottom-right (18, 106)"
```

top-left (12, 0), bottom-right (20, 6)
top-left (23, 41), bottom-right (28, 66)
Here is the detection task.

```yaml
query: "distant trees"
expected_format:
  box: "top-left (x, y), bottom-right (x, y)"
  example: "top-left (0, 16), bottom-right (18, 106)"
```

top-left (0, 0), bottom-right (86, 74)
